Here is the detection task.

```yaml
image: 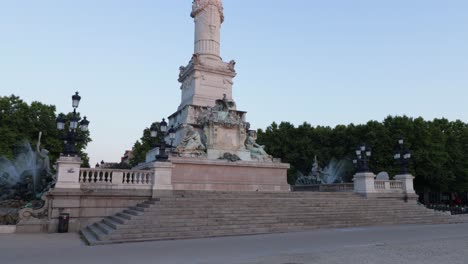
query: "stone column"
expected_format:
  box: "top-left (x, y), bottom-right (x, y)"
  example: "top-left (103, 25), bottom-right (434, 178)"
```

top-left (192, 0), bottom-right (224, 59)
top-left (394, 174), bottom-right (416, 194)
top-left (150, 161), bottom-right (174, 197)
top-left (353, 172), bottom-right (376, 195)
top-left (55, 156), bottom-right (82, 189)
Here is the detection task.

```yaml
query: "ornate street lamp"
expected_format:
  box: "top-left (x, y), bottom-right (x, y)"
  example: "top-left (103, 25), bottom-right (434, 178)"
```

top-left (353, 144), bottom-right (372, 173)
top-left (168, 125), bottom-right (176, 148)
top-left (56, 92), bottom-right (90, 157)
top-left (150, 118), bottom-right (171, 161)
top-left (394, 139), bottom-right (411, 174)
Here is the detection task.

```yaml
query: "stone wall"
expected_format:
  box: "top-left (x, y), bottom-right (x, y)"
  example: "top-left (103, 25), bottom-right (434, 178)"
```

top-left (171, 158), bottom-right (290, 192)
top-left (16, 188), bottom-right (151, 233)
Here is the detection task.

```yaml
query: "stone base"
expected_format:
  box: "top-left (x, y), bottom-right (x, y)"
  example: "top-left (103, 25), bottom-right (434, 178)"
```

top-left (170, 158), bottom-right (290, 192)
top-left (0, 225), bottom-right (16, 234)
top-left (16, 220), bottom-right (48, 233)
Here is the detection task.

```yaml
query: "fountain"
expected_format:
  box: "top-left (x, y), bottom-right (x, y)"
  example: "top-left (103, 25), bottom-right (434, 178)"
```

top-left (0, 133), bottom-right (54, 226)
top-left (295, 156), bottom-right (353, 188)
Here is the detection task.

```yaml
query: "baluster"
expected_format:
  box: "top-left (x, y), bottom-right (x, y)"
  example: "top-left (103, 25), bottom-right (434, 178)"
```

top-left (109, 171), bottom-right (113, 183)
top-left (93, 171), bottom-right (98, 182)
top-left (137, 172), bottom-right (141, 184)
top-left (125, 172), bottom-right (130, 184)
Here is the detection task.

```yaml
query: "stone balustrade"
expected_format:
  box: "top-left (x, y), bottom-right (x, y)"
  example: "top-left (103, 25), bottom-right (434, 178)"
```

top-left (374, 180), bottom-right (404, 193)
top-left (354, 172), bottom-right (415, 197)
top-left (79, 168), bottom-right (153, 189)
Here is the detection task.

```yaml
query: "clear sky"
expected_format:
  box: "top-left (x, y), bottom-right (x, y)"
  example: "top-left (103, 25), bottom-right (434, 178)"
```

top-left (1, 0), bottom-right (467, 166)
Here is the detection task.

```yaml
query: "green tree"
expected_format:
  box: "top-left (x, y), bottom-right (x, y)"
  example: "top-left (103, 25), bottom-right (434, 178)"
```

top-left (257, 116), bottom-right (468, 192)
top-left (129, 124), bottom-right (162, 167)
top-left (0, 95), bottom-right (91, 167)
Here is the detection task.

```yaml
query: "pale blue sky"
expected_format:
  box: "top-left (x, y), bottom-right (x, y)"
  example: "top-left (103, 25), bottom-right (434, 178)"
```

top-left (1, 0), bottom-right (467, 166)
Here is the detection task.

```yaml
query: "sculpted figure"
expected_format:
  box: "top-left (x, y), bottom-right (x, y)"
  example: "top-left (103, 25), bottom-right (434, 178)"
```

top-left (245, 130), bottom-right (272, 161)
top-left (176, 125), bottom-right (206, 155)
top-left (227, 60), bottom-right (236, 71)
top-left (36, 132), bottom-right (51, 178)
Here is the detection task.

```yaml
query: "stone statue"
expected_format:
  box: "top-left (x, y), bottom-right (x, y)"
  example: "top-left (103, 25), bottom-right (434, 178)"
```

top-left (191, 53), bottom-right (201, 65)
top-left (176, 125), bottom-right (206, 156)
top-left (213, 94), bottom-right (236, 112)
top-left (191, 0), bottom-right (224, 23)
top-left (227, 60), bottom-right (236, 71)
top-left (179, 66), bottom-right (186, 78)
top-left (36, 132), bottom-right (51, 179)
top-left (245, 130), bottom-right (272, 161)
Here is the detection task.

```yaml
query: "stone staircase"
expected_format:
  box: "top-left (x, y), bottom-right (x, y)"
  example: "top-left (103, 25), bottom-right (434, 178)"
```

top-left (80, 191), bottom-right (464, 245)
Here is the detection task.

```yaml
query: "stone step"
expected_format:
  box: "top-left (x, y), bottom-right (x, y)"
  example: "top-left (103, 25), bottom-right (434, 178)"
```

top-left (109, 216), bottom-right (451, 236)
top-left (118, 209), bottom-right (437, 220)
top-left (93, 222), bottom-right (115, 235)
top-left (123, 209), bottom-right (144, 216)
top-left (80, 192), bottom-right (463, 246)
top-left (86, 225), bottom-right (107, 241)
top-left (109, 212), bottom-right (448, 230)
top-left (106, 219), bottom-right (449, 242)
top-left (80, 227), bottom-right (100, 245)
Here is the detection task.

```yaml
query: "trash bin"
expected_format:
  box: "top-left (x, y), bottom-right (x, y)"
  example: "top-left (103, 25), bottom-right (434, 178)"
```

top-left (58, 213), bottom-right (70, 233)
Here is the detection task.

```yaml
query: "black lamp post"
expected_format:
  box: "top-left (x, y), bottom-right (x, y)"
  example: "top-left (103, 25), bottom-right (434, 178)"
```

top-left (353, 144), bottom-right (372, 173)
top-left (168, 125), bottom-right (176, 149)
top-left (394, 139), bottom-right (411, 174)
top-left (56, 92), bottom-right (90, 157)
top-left (150, 118), bottom-right (174, 161)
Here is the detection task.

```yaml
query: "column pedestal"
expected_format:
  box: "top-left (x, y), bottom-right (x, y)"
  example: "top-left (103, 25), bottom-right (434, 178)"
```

top-left (353, 172), bottom-right (376, 195)
top-left (55, 156), bottom-right (82, 189)
top-left (394, 174), bottom-right (416, 194)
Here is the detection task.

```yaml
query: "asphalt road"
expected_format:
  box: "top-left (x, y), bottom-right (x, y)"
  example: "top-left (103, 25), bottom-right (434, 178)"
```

top-left (1, 223), bottom-right (468, 264)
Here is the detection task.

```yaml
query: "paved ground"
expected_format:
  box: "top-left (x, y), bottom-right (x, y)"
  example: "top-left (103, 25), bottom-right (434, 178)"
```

top-left (1, 223), bottom-right (468, 264)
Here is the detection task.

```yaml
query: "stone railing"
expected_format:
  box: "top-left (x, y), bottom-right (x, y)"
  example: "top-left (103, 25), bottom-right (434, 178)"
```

top-left (374, 180), bottom-right (404, 193)
top-left (79, 169), bottom-right (153, 189)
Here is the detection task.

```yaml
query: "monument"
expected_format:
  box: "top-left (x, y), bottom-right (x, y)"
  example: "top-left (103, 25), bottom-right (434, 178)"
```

top-left (169, 0), bottom-right (250, 161)
top-left (144, 0), bottom-right (290, 192)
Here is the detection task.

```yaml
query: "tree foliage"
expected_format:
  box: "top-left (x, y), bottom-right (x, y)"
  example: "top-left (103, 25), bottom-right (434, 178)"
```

top-left (129, 126), bottom-right (160, 167)
top-left (257, 116), bottom-right (468, 192)
top-left (0, 95), bottom-right (91, 167)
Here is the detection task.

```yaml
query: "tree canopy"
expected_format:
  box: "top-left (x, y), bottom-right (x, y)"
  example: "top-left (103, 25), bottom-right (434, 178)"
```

top-left (0, 95), bottom-right (91, 167)
top-left (257, 116), bottom-right (468, 192)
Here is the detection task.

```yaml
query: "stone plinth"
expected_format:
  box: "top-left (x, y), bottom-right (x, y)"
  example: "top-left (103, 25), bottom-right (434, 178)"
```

top-left (170, 158), bottom-right (290, 192)
top-left (394, 174), bottom-right (416, 194)
top-left (0, 225), bottom-right (16, 234)
top-left (150, 162), bottom-right (174, 194)
top-left (353, 172), bottom-right (377, 195)
top-left (55, 156), bottom-right (82, 189)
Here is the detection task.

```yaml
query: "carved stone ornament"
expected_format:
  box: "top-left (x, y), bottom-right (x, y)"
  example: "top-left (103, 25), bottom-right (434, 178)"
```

top-left (191, 0), bottom-right (224, 23)
top-left (196, 106), bottom-right (244, 129)
top-left (219, 152), bottom-right (241, 162)
top-left (175, 125), bottom-right (206, 156)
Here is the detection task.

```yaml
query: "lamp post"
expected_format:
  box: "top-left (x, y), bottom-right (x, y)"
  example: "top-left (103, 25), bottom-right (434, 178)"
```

top-left (56, 92), bottom-right (90, 156)
top-left (394, 139), bottom-right (411, 174)
top-left (150, 118), bottom-right (175, 161)
top-left (168, 125), bottom-right (176, 149)
top-left (353, 144), bottom-right (372, 173)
